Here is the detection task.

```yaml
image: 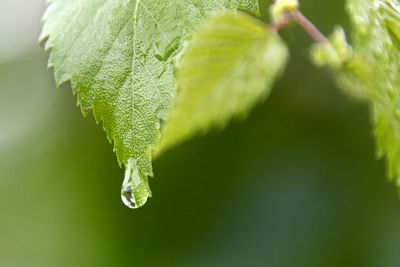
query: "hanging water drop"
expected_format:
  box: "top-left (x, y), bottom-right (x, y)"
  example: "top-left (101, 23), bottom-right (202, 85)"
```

top-left (120, 158), bottom-right (151, 209)
top-left (121, 159), bottom-right (138, 209)
top-left (121, 183), bottom-right (137, 209)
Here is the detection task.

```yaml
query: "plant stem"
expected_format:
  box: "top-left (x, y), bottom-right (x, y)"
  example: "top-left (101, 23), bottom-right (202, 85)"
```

top-left (269, 11), bottom-right (292, 31)
top-left (291, 10), bottom-right (328, 43)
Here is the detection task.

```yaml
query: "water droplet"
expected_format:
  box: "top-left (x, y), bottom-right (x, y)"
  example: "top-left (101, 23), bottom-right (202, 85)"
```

top-left (120, 158), bottom-right (150, 209)
top-left (121, 159), bottom-right (138, 209)
top-left (121, 183), bottom-right (137, 209)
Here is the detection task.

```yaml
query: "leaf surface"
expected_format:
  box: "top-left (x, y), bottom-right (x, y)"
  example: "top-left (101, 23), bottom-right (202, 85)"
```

top-left (40, 0), bottom-right (259, 207)
top-left (156, 12), bottom-right (288, 154)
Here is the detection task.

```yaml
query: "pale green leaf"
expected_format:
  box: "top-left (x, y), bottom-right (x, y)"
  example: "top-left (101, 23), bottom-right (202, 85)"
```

top-left (346, 0), bottom-right (400, 182)
top-left (311, 26), bottom-right (372, 99)
top-left (40, 0), bottom-right (259, 208)
top-left (156, 12), bottom-right (288, 154)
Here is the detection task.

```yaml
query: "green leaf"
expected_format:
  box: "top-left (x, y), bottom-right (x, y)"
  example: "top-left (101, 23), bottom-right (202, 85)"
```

top-left (40, 0), bottom-right (259, 208)
top-left (311, 27), bottom-right (372, 99)
top-left (156, 12), bottom-right (288, 154)
top-left (346, 0), bottom-right (400, 182)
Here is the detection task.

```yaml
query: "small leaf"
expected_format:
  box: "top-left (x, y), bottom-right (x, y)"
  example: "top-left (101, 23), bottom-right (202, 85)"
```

top-left (311, 26), bottom-right (372, 99)
top-left (156, 12), bottom-right (288, 154)
top-left (40, 0), bottom-right (259, 208)
top-left (311, 27), bottom-right (353, 69)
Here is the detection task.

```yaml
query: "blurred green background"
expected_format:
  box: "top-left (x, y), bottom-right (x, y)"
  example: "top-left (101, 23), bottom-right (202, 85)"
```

top-left (1, 0), bottom-right (400, 266)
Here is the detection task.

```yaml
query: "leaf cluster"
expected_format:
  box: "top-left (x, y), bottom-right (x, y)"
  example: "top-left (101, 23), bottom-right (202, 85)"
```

top-left (40, 0), bottom-right (400, 207)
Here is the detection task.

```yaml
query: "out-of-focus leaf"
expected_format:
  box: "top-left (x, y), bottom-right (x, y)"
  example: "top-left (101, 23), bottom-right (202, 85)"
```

top-left (156, 12), bottom-right (288, 154)
top-left (312, 0), bottom-right (400, 183)
top-left (346, 0), bottom-right (400, 182)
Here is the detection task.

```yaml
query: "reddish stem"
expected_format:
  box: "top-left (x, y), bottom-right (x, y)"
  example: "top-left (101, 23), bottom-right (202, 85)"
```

top-left (291, 10), bottom-right (328, 43)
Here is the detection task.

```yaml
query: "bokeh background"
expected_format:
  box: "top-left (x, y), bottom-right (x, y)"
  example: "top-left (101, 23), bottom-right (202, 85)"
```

top-left (1, 0), bottom-right (400, 266)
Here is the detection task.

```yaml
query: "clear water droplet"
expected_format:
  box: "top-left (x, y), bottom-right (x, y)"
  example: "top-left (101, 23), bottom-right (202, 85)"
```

top-left (120, 158), bottom-right (150, 209)
top-left (121, 159), bottom-right (138, 209)
top-left (121, 183), bottom-right (137, 209)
